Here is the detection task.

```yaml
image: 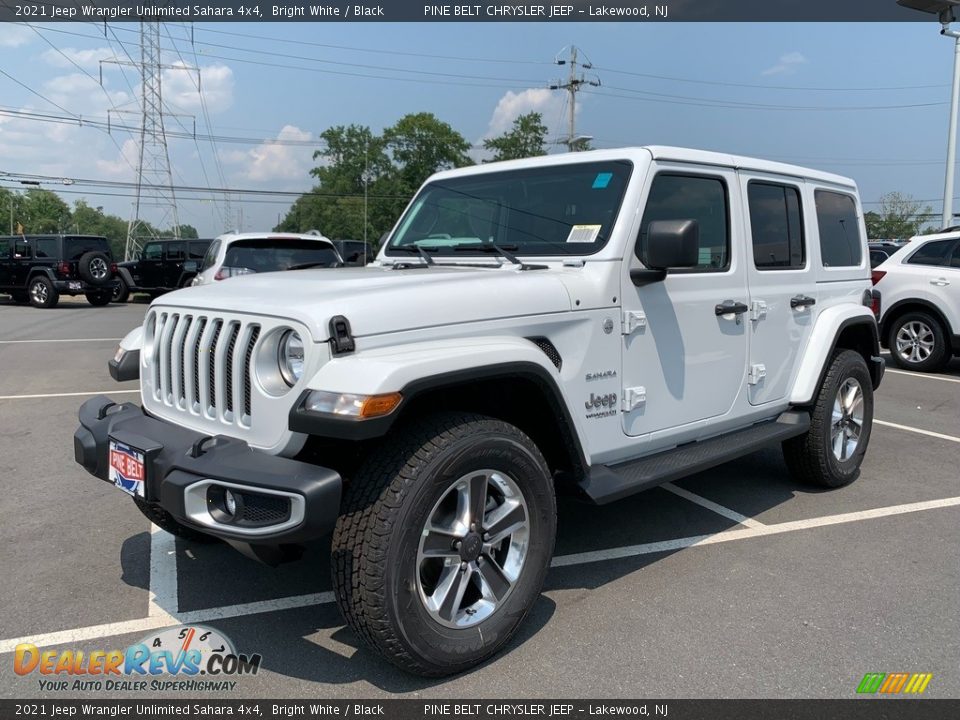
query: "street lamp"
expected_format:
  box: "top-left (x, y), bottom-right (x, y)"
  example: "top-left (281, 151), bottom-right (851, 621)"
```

top-left (898, 0), bottom-right (960, 228)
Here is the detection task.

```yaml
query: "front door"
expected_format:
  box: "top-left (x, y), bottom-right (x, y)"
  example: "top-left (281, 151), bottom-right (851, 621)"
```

top-left (139, 242), bottom-right (163, 288)
top-left (740, 174), bottom-right (817, 406)
top-left (622, 166), bottom-right (749, 438)
top-left (163, 241), bottom-right (186, 288)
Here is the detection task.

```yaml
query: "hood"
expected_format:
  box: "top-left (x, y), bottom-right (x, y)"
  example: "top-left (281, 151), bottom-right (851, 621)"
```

top-left (153, 264), bottom-right (573, 341)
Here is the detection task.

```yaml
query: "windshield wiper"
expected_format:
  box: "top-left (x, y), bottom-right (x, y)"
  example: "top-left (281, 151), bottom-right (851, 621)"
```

top-left (453, 242), bottom-right (545, 271)
top-left (391, 244), bottom-right (435, 266)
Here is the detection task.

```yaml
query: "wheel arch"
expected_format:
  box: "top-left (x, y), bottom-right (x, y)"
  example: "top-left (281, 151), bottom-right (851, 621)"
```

top-left (879, 298), bottom-right (953, 347)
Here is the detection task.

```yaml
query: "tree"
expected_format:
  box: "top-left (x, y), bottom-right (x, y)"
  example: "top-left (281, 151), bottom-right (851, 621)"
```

top-left (864, 192), bottom-right (932, 240)
top-left (483, 112), bottom-right (548, 162)
top-left (19, 189), bottom-right (71, 234)
top-left (384, 112), bottom-right (473, 191)
top-left (176, 224), bottom-right (199, 239)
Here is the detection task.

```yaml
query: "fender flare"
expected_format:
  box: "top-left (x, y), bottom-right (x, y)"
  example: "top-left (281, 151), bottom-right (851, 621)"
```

top-left (789, 306), bottom-right (881, 405)
top-left (27, 267), bottom-right (57, 283)
top-left (116, 266), bottom-right (136, 289)
top-left (288, 337), bottom-right (589, 470)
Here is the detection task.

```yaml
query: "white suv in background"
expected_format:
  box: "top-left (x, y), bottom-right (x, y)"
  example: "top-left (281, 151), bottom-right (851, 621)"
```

top-left (192, 231), bottom-right (342, 286)
top-left (872, 231), bottom-right (960, 372)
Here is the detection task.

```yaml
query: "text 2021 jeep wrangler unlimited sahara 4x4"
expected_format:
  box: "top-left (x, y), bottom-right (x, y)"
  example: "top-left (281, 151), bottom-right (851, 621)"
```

top-left (74, 147), bottom-right (883, 676)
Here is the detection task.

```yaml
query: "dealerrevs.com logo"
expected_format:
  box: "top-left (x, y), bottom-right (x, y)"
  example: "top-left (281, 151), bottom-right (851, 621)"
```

top-left (14, 625), bottom-right (261, 693)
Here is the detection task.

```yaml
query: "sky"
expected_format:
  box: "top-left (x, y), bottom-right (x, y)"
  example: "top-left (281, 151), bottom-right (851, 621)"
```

top-left (0, 20), bottom-right (957, 236)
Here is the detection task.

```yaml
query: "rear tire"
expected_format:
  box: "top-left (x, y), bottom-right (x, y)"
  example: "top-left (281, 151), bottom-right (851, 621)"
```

top-left (112, 277), bottom-right (130, 303)
top-left (887, 311), bottom-right (949, 372)
top-left (28, 276), bottom-right (58, 308)
top-left (132, 496), bottom-right (218, 543)
top-left (331, 412), bottom-right (556, 676)
top-left (10, 291), bottom-right (29, 304)
top-left (783, 350), bottom-right (873, 488)
top-left (86, 290), bottom-right (112, 306)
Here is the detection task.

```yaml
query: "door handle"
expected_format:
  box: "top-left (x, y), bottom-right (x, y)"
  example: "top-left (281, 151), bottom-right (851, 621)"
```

top-left (930, 278), bottom-right (950, 287)
top-left (790, 295), bottom-right (817, 309)
top-left (715, 301), bottom-right (749, 316)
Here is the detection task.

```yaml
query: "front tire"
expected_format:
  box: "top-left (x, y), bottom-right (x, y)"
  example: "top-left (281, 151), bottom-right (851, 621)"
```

top-left (888, 311), bottom-right (948, 372)
top-left (331, 412), bottom-right (556, 676)
top-left (86, 290), bottom-right (112, 306)
top-left (783, 350), bottom-right (874, 488)
top-left (112, 277), bottom-right (130, 303)
top-left (28, 276), bottom-right (58, 308)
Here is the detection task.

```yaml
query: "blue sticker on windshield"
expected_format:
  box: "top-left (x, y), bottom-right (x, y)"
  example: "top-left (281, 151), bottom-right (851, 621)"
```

top-left (592, 172), bottom-right (613, 189)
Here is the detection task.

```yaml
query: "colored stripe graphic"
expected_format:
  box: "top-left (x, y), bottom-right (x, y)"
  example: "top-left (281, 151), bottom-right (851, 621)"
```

top-left (880, 672), bottom-right (910, 693)
top-left (857, 673), bottom-right (885, 694)
top-left (903, 673), bottom-right (933, 694)
top-left (857, 672), bottom-right (932, 694)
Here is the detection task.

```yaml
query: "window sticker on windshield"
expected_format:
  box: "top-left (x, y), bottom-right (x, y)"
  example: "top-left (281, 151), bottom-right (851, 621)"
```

top-left (566, 224), bottom-right (603, 243)
top-left (592, 172), bottom-right (613, 189)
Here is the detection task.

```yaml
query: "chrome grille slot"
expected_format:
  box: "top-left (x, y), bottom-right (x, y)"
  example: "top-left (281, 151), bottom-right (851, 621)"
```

top-left (189, 318), bottom-right (207, 411)
top-left (205, 320), bottom-right (223, 416)
top-left (223, 322), bottom-right (241, 419)
top-left (172, 315), bottom-right (192, 409)
top-left (159, 313), bottom-right (179, 404)
top-left (243, 326), bottom-right (261, 422)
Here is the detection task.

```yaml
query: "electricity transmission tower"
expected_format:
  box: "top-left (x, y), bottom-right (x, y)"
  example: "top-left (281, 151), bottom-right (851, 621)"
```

top-left (104, 22), bottom-right (196, 260)
top-left (550, 46), bottom-right (601, 152)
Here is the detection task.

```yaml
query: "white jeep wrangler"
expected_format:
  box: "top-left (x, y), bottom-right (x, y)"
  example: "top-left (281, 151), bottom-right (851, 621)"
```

top-left (75, 147), bottom-right (883, 676)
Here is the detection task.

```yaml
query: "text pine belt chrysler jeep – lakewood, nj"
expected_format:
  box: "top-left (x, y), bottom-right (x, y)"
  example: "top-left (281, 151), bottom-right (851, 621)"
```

top-left (74, 147), bottom-right (883, 676)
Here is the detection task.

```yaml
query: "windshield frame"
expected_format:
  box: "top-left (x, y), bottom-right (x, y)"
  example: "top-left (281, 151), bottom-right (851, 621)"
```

top-left (383, 159), bottom-right (634, 259)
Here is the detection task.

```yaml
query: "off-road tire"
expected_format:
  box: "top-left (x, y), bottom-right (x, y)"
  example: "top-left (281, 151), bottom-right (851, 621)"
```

top-left (10, 291), bottom-right (29, 304)
top-left (783, 349), bottom-right (873, 488)
top-left (132, 496), bottom-right (217, 543)
top-left (887, 311), bottom-right (949, 373)
top-left (86, 290), bottom-right (112, 306)
top-left (28, 276), bottom-right (58, 308)
top-left (112, 277), bottom-right (130, 303)
top-left (78, 251), bottom-right (112, 287)
top-left (331, 412), bottom-right (556, 676)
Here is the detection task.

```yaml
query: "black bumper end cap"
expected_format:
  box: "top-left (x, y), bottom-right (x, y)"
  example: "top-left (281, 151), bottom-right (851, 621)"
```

top-left (109, 350), bottom-right (140, 382)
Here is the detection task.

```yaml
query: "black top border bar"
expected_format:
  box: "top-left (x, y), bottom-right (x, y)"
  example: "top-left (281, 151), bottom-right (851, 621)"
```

top-left (0, 0), bottom-right (951, 22)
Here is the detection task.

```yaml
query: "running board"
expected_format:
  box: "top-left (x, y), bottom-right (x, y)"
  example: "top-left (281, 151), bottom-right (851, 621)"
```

top-left (579, 411), bottom-right (811, 505)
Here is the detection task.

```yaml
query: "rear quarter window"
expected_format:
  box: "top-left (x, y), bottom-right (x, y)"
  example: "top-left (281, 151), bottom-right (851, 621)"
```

top-left (906, 239), bottom-right (953, 267)
top-left (814, 191), bottom-right (862, 267)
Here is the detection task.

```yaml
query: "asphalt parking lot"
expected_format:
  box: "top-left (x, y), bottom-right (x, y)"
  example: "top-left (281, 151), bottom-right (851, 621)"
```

top-left (0, 296), bottom-right (958, 699)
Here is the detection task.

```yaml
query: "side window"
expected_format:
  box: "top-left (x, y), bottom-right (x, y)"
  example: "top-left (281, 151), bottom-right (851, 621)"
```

top-left (949, 242), bottom-right (960, 269)
top-left (188, 242), bottom-right (208, 260)
top-left (14, 239), bottom-right (31, 258)
top-left (143, 243), bottom-right (162, 261)
top-left (815, 190), bottom-right (862, 267)
top-left (166, 242), bottom-right (185, 261)
top-left (34, 239), bottom-right (58, 259)
top-left (907, 240), bottom-right (952, 267)
top-left (638, 173), bottom-right (730, 271)
top-left (748, 182), bottom-right (805, 270)
top-left (200, 240), bottom-right (220, 271)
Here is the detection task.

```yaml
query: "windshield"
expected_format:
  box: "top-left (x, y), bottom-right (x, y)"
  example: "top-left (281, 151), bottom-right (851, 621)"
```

top-left (221, 238), bottom-right (340, 273)
top-left (385, 160), bottom-right (632, 257)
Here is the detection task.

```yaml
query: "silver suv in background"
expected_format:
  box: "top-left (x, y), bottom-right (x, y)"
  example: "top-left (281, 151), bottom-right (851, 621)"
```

top-left (192, 231), bottom-right (342, 286)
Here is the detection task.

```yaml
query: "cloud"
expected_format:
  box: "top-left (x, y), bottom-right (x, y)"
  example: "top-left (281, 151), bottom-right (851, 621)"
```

top-left (0, 26), bottom-right (33, 48)
top-left (96, 139), bottom-right (139, 178)
top-left (762, 52), bottom-right (808, 77)
top-left (163, 62), bottom-right (234, 114)
top-left (41, 46), bottom-right (115, 70)
top-left (221, 125), bottom-right (313, 183)
top-left (484, 88), bottom-right (570, 142)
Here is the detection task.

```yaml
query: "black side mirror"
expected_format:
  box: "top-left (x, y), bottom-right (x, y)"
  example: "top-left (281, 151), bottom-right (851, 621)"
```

top-left (631, 219), bottom-right (700, 286)
top-left (183, 260), bottom-right (198, 273)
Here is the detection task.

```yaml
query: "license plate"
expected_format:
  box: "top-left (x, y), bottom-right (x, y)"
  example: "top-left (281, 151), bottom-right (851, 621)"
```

top-left (108, 439), bottom-right (145, 497)
top-left (68, 281), bottom-right (82, 291)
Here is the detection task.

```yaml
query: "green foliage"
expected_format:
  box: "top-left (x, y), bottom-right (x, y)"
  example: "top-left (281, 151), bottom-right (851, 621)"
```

top-left (864, 192), bottom-right (933, 240)
top-left (483, 112), bottom-right (548, 162)
top-left (278, 113), bottom-right (474, 243)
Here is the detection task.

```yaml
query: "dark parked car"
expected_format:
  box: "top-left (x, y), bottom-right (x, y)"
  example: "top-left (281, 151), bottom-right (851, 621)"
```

top-left (113, 238), bottom-right (213, 302)
top-left (0, 234), bottom-right (118, 308)
top-left (331, 239), bottom-right (374, 265)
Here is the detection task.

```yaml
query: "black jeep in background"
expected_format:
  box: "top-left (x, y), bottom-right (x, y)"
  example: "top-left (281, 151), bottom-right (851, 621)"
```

top-left (0, 235), bottom-right (118, 308)
top-left (113, 238), bottom-right (212, 303)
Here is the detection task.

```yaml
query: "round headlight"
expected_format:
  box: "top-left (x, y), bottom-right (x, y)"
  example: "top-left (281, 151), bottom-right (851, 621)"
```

top-left (278, 330), bottom-right (304, 387)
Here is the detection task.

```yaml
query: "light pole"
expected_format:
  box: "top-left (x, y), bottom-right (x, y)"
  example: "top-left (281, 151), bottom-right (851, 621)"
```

top-left (898, 0), bottom-right (960, 228)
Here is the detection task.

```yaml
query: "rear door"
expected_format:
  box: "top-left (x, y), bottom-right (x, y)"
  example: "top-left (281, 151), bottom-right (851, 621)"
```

top-left (11, 236), bottom-right (33, 288)
top-left (621, 165), bottom-right (749, 439)
top-left (139, 242), bottom-right (163, 288)
top-left (163, 241), bottom-right (186, 287)
top-left (741, 174), bottom-right (817, 406)
top-left (0, 238), bottom-right (14, 289)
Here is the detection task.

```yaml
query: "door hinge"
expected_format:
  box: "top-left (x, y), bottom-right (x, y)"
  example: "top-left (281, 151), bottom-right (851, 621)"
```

top-left (748, 364), bottom-right (767, 385)
top-left (750, 300), bottom-right (767, 322)
top-left (622, 310), bottom-right (647, 335)
top-left (622, 386), bottom-right (646, 412)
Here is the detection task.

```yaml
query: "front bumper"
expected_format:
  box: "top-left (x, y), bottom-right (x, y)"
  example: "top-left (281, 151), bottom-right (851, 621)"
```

top-left (73, 396), bottom-right (342, 552)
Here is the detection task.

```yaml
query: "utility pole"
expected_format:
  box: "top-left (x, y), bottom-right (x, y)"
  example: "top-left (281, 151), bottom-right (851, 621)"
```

top-left (550, 46), bottom-right (600, 152)
top-left (103, 22), bottom-right (196, 259)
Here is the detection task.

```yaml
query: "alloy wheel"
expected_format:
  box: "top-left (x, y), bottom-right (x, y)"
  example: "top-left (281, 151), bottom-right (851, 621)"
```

top-left (831, 377), bottom-right (864, 461)
top-left (895, 320), bottom-right (935, 364)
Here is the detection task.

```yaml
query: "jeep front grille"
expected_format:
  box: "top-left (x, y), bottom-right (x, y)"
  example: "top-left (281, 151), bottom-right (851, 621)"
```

top-left (149, 311), bottom-right (261, 428)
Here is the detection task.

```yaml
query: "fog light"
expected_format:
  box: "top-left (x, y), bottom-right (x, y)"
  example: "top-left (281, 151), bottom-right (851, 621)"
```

top-left (224, 489), bottom-right (237, 516)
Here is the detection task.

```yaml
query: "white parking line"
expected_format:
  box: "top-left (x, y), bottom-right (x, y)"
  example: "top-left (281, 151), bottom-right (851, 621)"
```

top-left (884, 368), bottom-right (960, 384)
top-left (0, 338), bottom-right (122, 344)
top-left (0, 389), bottom-right (139, 401)
top-left (875, 419), bottom-right (960, 444)
top-left (147, 526), bottom-right (178, 618)
top-left (1, 494), bottom-right (957, 654)
top-left (662, 482), bottom-right (766, 528)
